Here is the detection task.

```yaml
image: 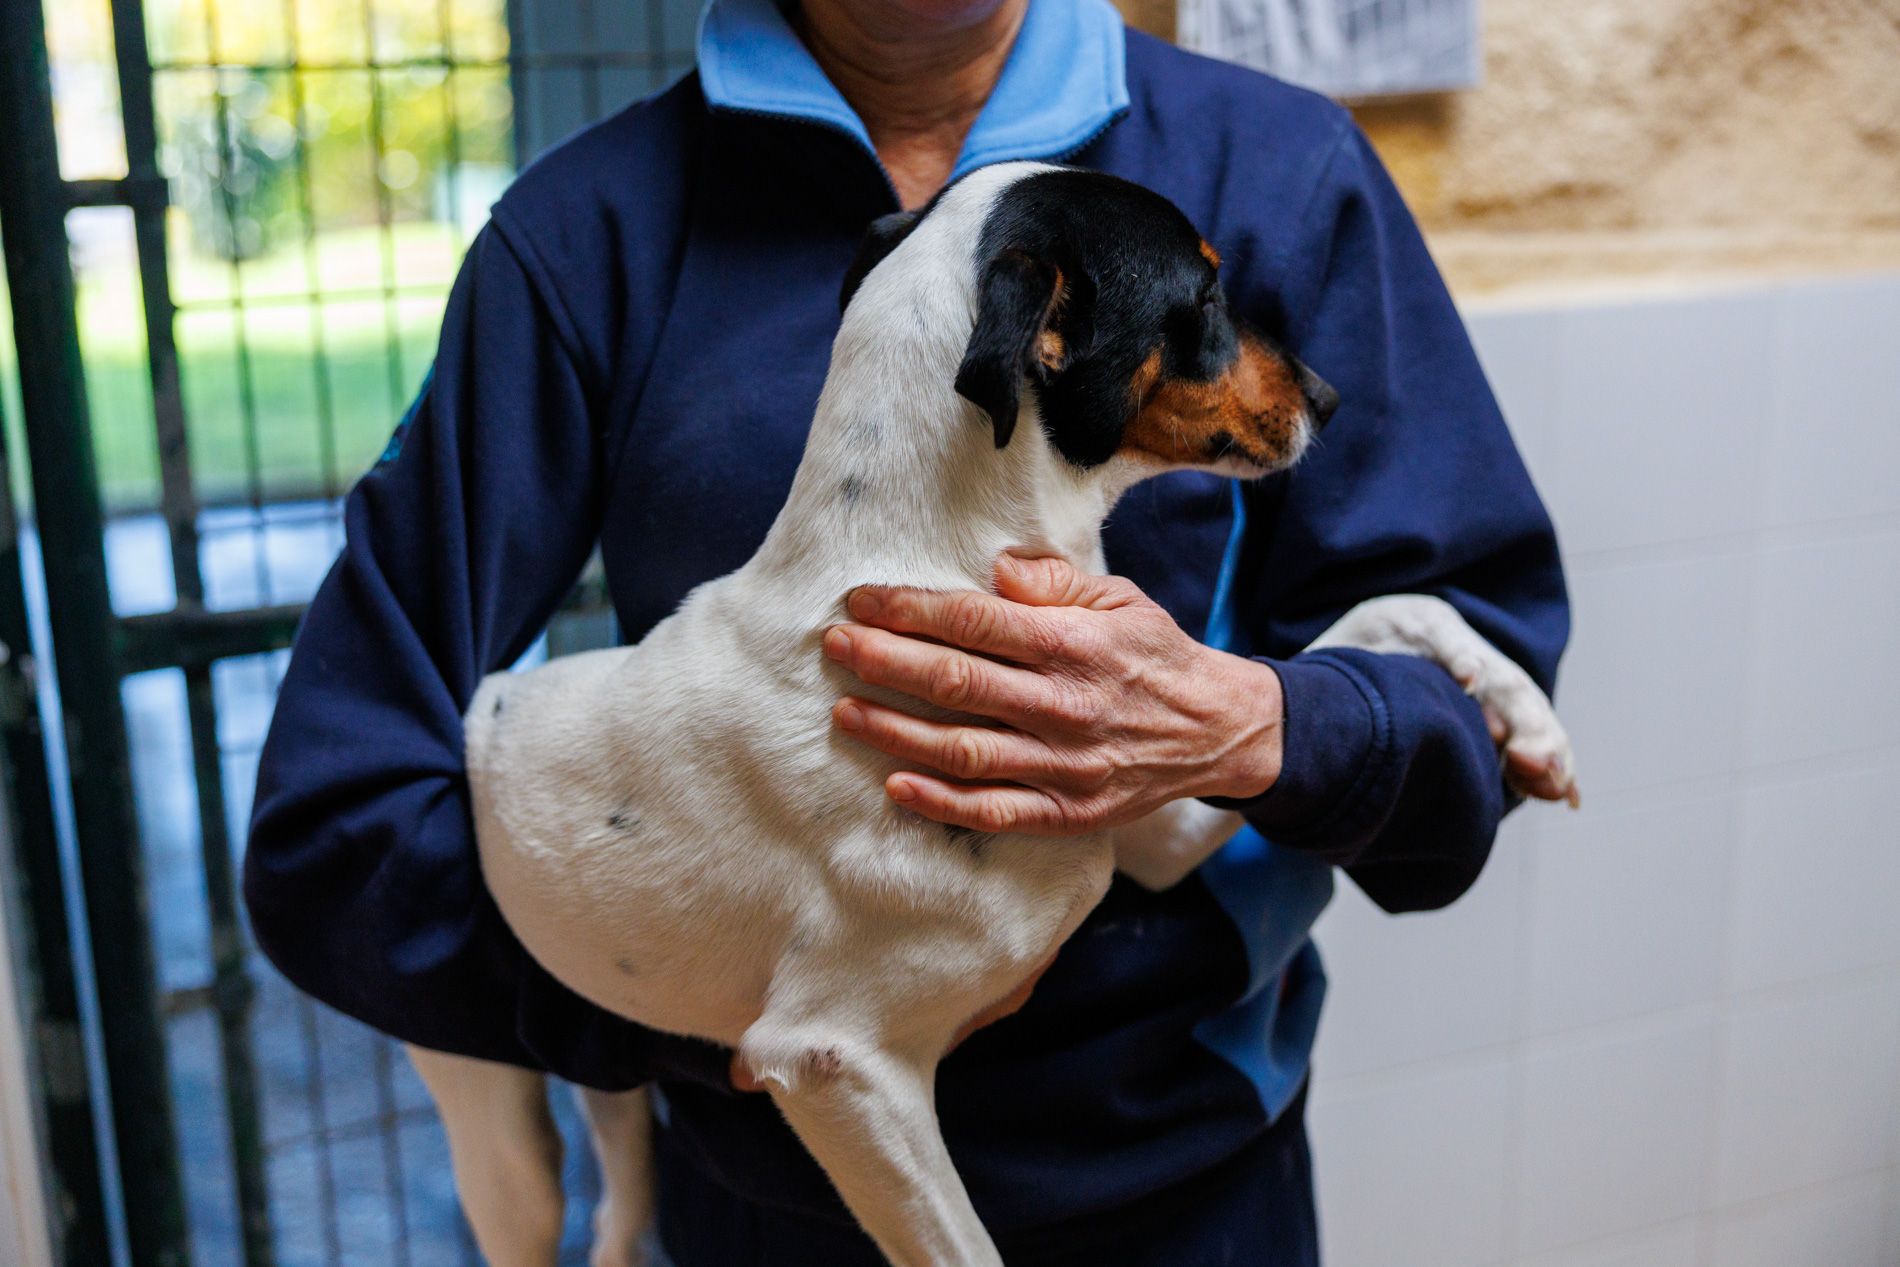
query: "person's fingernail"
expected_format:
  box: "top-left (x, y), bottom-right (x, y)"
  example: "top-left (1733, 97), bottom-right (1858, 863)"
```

top-left (835, 700), bottom-right (865, 731)
top-left (889, 778), bottom-right (918, 803)
top-left (823, 627), bottom-right (852, 661)
top-left (849, 589), bottom-right (882, 618)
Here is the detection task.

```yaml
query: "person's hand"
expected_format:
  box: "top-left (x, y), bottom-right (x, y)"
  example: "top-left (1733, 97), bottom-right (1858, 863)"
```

top-left (821, 554), bottom-right (1285, 837)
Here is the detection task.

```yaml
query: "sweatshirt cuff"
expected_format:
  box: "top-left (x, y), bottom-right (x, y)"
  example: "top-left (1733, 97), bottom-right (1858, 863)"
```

top-left (1201, 653), bottom-right (1385, 843)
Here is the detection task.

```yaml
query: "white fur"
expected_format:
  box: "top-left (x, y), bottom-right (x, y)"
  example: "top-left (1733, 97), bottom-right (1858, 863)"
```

top-left (408, 162), bottom-right (1575, 1266)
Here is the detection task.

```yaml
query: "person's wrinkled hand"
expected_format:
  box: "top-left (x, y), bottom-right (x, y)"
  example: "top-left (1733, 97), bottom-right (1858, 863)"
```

top-left (822, 553), bottom-right (1285, 837)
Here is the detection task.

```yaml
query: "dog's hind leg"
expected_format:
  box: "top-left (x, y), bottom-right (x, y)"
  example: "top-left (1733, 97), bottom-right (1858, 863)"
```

top-left (575, 1085), bottom-right (655, 1267)
top-left (407, 1045), bottom-right (565, 1267)
top-left (741, 1028), bottom-right (1001, 1267)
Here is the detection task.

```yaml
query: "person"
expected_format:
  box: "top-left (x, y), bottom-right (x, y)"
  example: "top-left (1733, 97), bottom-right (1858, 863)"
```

top-left (243, 0), bottom-right (1569, 1262)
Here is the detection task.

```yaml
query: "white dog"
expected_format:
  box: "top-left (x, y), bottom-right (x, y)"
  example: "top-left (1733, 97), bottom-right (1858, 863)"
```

top-left (408, 162), bottom-right (1576, 1267)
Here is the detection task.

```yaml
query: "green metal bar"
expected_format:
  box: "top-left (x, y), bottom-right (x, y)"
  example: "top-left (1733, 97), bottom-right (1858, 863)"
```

top-left (62, 175), bottom-right (170, 211)
top-left (115, 606), bottom-right (305, 676)
top-left (277, 0), bottom-right (346, 501)
top-left (0, 373), bottom-right (113, 1267)
top-left (116, 594), bottom-right (611, 677)
top-left (0, 0), bottom-right (191, 1262)
top-left (107, 0), bottom-right (278, 1258)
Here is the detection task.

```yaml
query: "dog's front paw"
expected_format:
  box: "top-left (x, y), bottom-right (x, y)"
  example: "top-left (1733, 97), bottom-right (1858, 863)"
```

top-left (1470, 670), bottom-right (1579, 809)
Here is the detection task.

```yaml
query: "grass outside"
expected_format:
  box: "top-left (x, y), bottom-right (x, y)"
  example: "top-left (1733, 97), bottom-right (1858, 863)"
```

top-left (2, 213), bottom-right (467, 513)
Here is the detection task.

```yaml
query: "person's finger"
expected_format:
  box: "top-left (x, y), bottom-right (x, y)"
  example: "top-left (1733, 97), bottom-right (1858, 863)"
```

top-left (993, 553), bottom-right (1136, 612)
top-left (730, 1051), bottom-right (764, 1093)
top-left (1505, 746), bottom-right (1580, 807)
top-left (885, 772), bottom-right (1092, 836)
top-left (846, 586), bottom-right (1068, 663)
top-left (1482, 702), bottom-right (1509, 745)
top-left (834, 697), bottom-right (1055, 783)
top-left (825, 625), bottom-right (1049, 725)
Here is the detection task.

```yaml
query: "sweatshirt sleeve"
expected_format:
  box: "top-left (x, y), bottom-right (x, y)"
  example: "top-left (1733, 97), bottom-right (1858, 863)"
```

top-left (1214, 124), bottom-right (1571, 914)
top-left (242, 222), bottom-right (726, 1090)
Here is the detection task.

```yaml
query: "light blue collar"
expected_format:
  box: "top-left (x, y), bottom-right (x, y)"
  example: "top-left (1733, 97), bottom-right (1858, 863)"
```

top-left (696, 0), bottom-right (1129, 184)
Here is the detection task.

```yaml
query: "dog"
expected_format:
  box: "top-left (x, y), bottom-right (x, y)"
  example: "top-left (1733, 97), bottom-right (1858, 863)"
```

top-left (407, 161), bottom-right (1578, 1267)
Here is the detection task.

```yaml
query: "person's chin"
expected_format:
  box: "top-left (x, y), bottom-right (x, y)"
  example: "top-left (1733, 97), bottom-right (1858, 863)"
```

top-left (883, 0), bottom-right (1018, 32)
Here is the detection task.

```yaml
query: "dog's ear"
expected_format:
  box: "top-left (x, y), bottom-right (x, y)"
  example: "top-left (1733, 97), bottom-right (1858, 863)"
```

top-left (954, 249), bottom-right (1082, 448)
top-left (840, 210), bottom-right (923, 312)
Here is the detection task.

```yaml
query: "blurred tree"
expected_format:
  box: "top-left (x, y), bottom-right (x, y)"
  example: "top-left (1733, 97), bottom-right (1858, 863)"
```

top-left (147, 0), bottom-right (513, 257)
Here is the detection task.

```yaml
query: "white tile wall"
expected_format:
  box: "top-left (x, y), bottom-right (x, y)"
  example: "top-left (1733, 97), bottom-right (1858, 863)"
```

top-left (1464, 306), bottom-right (1565, 494)
top-left (1558, 551), bottom-right (1755, 797)
top-left (1545, 293), bottom-right (1777, 558)
top-left (1523, 794), bottom-right (1736, 1036)
top-left (1711, 975), bottom-right (1900, 1206)
top-left (1743, 530), bottom-right (1900, 768)
top-left (1730, 758), bottom-right (1900, 992)
top-left (1306, 272), bottom-right (1900, 1267)
top-left (1883, 1170), bottom-right (1900, 1266)
top-left (1519, 1221), bottom-right (1700, 1267)
top-left (1706, 1171), bottom-right (1893, 1267)
top-left (1516, 1013), bottom-right (1719, 1255)
top-left (1765, 278), bottom-right (1900, 529)
top-left (1309, 1057), bottom-right (1515, 1267)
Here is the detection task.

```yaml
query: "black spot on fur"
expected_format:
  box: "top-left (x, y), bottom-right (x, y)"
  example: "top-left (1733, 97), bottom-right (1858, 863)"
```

top-left (491, 694), bottom-right (505, 717)
top-left (614, 957), bottom-right (637, 976)
top-left (946, 825), bottom-right (993, 859)
top-left (838, 475), bottom-right (865, 507)
top-left (607, 811), bottom-right (638, 831)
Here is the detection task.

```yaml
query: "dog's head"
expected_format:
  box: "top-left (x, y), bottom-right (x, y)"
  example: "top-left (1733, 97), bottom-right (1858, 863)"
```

top-left (841, 165), bottom-right (1337, 477)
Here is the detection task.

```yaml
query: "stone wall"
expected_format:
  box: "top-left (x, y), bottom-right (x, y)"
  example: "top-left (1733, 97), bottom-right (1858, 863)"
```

top-left (1113, 0), bottom-right (1900, 294)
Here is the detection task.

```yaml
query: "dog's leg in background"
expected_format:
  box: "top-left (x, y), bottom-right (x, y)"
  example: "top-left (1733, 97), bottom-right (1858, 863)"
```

top-left (408, 1046), bottom-right (566, 1267)
top-left (575, 1085), bottom-right (655, 1267)
top-left (741, 1023), bottom-right (1001, 1267)
top-left (1114, 799), bottom-right (1247, 891)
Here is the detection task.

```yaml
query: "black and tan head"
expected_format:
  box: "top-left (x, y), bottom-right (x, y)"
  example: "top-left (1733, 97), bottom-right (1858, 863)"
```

top-left (840, 163), bottom-right (1339, 479)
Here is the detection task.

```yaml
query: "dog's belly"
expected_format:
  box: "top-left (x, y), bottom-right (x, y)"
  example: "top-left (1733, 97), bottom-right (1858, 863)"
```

top-left (464, 595), bottom-right (1113, 1050)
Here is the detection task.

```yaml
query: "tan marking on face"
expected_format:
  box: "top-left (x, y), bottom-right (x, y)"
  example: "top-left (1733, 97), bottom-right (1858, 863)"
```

top-left (1198, 239), bottom-right (1222, 270)
top-left (1031, 266), bottom-right (1070, 372)
top-left (1036, 329), bottom-right (1066, 371)
top-left (1121, 334), bottom-right (1307, 470)
top-left (1131, 346), bottom-right (1165, 399)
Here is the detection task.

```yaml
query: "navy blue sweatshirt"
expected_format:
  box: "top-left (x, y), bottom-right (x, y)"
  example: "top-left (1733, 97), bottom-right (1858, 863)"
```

top-left (245, 0), bottom-right (1568, 1234)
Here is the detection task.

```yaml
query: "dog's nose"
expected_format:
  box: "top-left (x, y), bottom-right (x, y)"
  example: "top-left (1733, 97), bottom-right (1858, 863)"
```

top-left (1298, 362), bottom-right (1340, 430)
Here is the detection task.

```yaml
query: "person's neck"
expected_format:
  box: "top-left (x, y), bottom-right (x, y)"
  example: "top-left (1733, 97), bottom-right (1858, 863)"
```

top-left (795, 0), bottom-right (1027, 209)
